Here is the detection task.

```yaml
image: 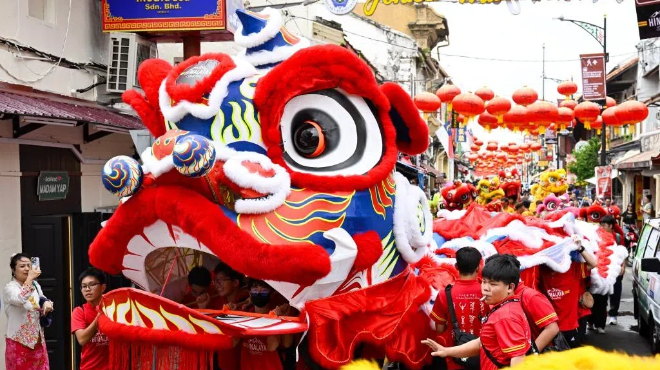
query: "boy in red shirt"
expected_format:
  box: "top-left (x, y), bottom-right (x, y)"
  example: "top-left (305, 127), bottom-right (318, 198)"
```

top-left (539, 236), bottom-right (597, 347)
top-left (181, 266), bottom-right (219, 309)
top-left (431, 247), bottom-right (488, 369)
top-left (237, 280), bottom-right (293, 370)
top-left (213, 263), bottom-right (249, 370)
top-left (71, 268), bottom-right (110, 370)
top-left (515, 283), bottom-right (559, 352)
top-left (423, 254), bottom-right (533, 370)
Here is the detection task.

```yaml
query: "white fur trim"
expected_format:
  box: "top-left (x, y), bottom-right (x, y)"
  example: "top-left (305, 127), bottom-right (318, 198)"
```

top-left (393, 172), bottom-right (428, 264)
top-left (234, 8), bottom-right (283, 49)
top-left (140, 148), bottom-right (175, 178)
top-left (517, 239), bottom-right (578, 273)
top-left (436, 209), bottom-right (466, 220)
top-left (405, 185), bottom-right (434, 248)
top-left (440, 237), bottom-right (499, 258)
top-left (590, 243), bottom-right (629, 295)
top-left (242, 38), bottom-right (310, 67)
top-left (223, 152), bottom-right (291, 214)
top-left (159, 57), bottom-right (257, 123)
top-left (483, 220), bottom-right (564, 249)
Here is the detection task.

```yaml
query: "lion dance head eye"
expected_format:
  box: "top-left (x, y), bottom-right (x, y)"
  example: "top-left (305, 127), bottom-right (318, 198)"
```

top-left (460, 193), bottom-right (469, 202)
top-left (547, 202), bottom-right (557, 211)
top-left (591, 212), bottom-right (602, 221)
top-left (293, 121), bottom-right (326, 158)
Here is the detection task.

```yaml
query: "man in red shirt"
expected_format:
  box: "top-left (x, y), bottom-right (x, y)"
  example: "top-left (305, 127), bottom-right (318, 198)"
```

top-left (181, 266), bottom-right (217, 309)
top-left (539, 236), bottom-right (597, 347)
top-left (515, 283), bottom-right (559, 352)
top-left (423, 254), bottom-right (533, 370)
top-left (71, 268), bottom-right (110, 370)
top-left (431, 247), bottom-right (488, 369)
top-left (212, 263), bottom-right (249, 370)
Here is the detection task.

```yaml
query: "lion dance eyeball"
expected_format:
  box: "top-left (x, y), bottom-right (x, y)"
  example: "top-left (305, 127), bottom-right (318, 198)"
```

top-left (172, 134), bottom-right (216, 178)
top-left (102, 156), bottom-right (143, 197)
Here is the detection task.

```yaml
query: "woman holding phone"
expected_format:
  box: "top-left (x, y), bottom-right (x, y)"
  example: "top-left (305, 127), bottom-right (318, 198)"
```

top-left (3, 253), bottom-right (53, 370)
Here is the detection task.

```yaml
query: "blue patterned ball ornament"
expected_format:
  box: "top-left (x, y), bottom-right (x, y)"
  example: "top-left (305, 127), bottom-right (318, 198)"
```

top-left (172, 134), bottom-right (216, 178)
top-left (102, 156), bottom-right (143, 197)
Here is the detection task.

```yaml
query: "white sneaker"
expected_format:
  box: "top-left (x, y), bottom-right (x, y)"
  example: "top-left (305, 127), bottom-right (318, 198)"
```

top-left (597, 328), bottom-right (606, 334)
top-left (608, 317), bottom-right (618, 325)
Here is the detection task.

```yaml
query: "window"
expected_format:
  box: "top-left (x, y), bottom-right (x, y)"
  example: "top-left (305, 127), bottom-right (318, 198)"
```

top-left (643, 229), bottom-right (660, 258)
top-left (28, 0), bottom-right (55, 24)
top-left (637, 225), bottom-right (653, 259)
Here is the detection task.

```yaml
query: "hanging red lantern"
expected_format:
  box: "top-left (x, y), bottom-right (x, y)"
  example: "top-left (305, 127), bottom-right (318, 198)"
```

top-left (470, 143), bottom-right (480, 152)
top-left (474, 139), bottom-right (484, 147)
top-left (519, 143), bottom-right (531, 153)
top-left (530, 142), bottom-right (542, 152)
top-left (557, 81), bottom-right (578, 100)
top-left (457, 115), bottom-right (465, 125)
top-left (606, 97), bottom-right (616, 108)
top-left (527, 101), bottom-right (558, 134)
top-left (556, 107), bottom-right (575, 131)
top-left (591, 115), bottom-right (604, 135)
top-left (452, 93), bottom-right (485, 126)
top-left (436, 85), bottom-right (461, 110)
top-left (478, 112), bottom-right (499, 132)
top-left (615, 100), bottom-right (649, 126)
top-left (475, 86), bottom-right (495, 102)
top-left (467, 153), bottom-right (479, 164)
top-left (486, 97), bottom-right (511, 124)
top-left (496, 151), bottom-right (507, 162)
top-left (486, 141), bottom-right (498, 151)
top-left (574, 101), bottom-right (601, 130)
top-left (559, 99), bottom-right (578, 110)
top-left (413, 92), bottom-right (441, 112)
top-left (503, 105), bottom-right (528, 133)
top-left (602, 106), bottom-right (619, 129)
top-left (512, 86), bottom-right (538, 107)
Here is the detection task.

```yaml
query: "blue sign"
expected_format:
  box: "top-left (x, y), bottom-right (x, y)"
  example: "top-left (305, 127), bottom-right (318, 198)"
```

top-left (457, 127), bottom-right (466, 142)
top-left (103, 0), bottom-right (226, 32)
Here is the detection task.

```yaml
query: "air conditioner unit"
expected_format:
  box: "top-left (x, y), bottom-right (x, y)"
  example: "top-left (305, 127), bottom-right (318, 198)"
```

top-left (107, 33), bottom-right (157, 94)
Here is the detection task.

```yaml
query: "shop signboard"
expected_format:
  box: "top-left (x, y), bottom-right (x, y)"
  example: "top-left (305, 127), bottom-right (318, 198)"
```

top-left (37, 171), bottom-right (69, 201)
top-left (636, 0), bottom-right (660, 40)
top-left (580, 53), bottom-right (607, 101)
top-left (595, 165), bottom-right (612, 198)
top-left (641, 131), bottom-right (660, 152)
top-left (102, 0), bottom-right (226, 32)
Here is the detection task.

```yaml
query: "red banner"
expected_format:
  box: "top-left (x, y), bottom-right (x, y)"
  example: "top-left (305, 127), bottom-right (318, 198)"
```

top-left (595, 165), bottom-right (613, 198)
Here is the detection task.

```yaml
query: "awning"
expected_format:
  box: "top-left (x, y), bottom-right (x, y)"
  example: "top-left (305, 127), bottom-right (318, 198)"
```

top-left (616, 150), bottom-right (660, 170)
top-left (421, 163), bottom-right (444, 178)
top-left (0, 89), bottom-right (143, 130)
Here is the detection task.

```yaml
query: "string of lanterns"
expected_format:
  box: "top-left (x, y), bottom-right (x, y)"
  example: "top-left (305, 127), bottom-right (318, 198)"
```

top-left (413, 82), bottom-right (649, 177)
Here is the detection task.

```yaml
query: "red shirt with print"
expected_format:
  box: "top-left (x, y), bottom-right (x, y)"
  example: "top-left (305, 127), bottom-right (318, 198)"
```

top-left (71, 303), bottom-right (109, 370)
top-left (515, 284), bottom-right (558, 340)
top-left (240, 336), bottom-right (283, 370)
top-left (431, 279), bottom-right (488, 370)
top-left (480, 297), bottom-right (531, 370)
top-left (540, 263), bottom-right (583, 331)
top-left (215, 290), bottom-right (251, 370)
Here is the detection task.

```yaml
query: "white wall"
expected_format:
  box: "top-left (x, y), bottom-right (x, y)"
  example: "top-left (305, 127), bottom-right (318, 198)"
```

top-left (0, 142), bottom-right (22, 370)
top-left (0, 0), bottom-right (107, 101)
top-left (637, 38), bottom-right (660, 135)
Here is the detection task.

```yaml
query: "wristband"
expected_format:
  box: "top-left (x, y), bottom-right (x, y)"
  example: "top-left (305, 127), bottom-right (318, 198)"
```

top-left (577, 246), bottom-right (585, 253)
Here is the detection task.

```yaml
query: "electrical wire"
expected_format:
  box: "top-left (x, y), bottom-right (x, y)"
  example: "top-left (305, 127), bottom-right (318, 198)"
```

top-left (0, 0), bottom-right (73, 83)
top-left (289, 14), bottom-right (659, 63)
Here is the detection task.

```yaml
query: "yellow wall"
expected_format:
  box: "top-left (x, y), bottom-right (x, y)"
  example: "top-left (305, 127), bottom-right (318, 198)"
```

top-left (353, 3), bottom-right (418, 36)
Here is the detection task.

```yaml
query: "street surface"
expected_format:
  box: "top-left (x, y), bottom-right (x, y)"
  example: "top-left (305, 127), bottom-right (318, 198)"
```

top-left (584, 270), bottom-right (652, 356)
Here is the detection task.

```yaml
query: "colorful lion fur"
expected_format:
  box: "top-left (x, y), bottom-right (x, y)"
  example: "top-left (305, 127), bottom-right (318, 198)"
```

top-left (530, 169), bottom-right (568, 212)
top-left (499, 168), bottom-right (522, 201)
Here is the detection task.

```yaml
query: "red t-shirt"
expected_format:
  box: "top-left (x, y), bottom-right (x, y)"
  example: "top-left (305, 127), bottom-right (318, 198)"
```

top-left (71, 303), bottom-right (109, 370)
top-left (215, 290), bottom-right (251, 370)
top-left (240, 336), bottom-right (283, 370)
top-left (515, 284), bottom-right (558, 340)
top-left (431, 280), bottom-right (488, 370)
top-left (480, 297), bottom-right (531, 370)
top-left (540, 263), bottom-right (583, 331)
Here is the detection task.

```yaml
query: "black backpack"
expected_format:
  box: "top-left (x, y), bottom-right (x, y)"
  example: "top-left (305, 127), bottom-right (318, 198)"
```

top-left (445, 285), bottom-right (481, 370)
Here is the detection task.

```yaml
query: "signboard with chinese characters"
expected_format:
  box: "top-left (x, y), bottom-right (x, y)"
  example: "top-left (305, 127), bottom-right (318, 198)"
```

top-left (641, 131), bottom-right (660, 152)
top-left (636, 0), bottom-right (660, 40)
top-left (37, 171), bottom-right (69, 201)
top-left (545, 127), bottom-right (557, 144)
top-left (456, 127), bottom-right (467, 142)
top-left (102, 0), bottom-right (226, 32)
top-left (580, 53), bottom-right (607, 101)
top-left (595, 165), bottom-right (612, 198)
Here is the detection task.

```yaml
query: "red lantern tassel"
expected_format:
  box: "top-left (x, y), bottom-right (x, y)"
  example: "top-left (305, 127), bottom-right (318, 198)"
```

top-left (109, 340), bottom-right (131, 370)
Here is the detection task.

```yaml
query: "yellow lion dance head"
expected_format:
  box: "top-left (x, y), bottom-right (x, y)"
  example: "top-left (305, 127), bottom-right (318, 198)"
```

top-left (539, 169), bottom-right (568, 195)
top-left (341, 347), bottom-right (660, 370)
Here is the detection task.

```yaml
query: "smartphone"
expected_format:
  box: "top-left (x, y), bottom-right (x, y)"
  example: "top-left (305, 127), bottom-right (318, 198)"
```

top-left (30, 257), bottom-right (40, 271)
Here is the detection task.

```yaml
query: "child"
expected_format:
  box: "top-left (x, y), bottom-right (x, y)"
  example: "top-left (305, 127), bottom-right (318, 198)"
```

top-left (71, 268), bottom-right (110, 370)
top-left (238, 280), bottom-right (292, 370)
top-left (182, 266), bottom-right (216, 309)
top-left (423, 254), bottom-right (534, 370)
